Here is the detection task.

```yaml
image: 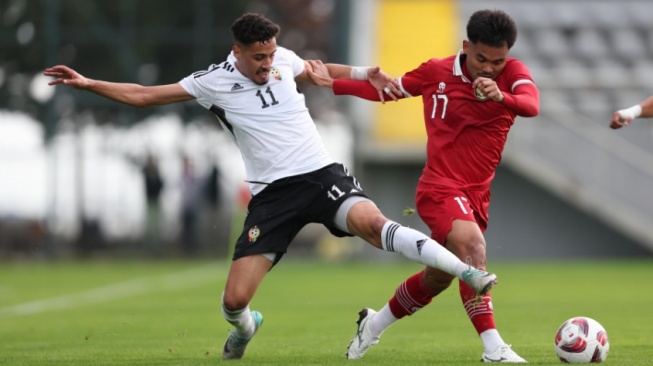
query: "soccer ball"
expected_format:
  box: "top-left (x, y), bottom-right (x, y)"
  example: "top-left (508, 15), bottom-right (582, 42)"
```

top-left (554, 316), bottom-right (609, 363)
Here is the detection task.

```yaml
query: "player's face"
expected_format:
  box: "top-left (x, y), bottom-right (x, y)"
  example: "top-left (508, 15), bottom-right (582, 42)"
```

top-left (233, 38), bottom-right (277, 85)
top-left (463, 40), bottom-right (509, 80)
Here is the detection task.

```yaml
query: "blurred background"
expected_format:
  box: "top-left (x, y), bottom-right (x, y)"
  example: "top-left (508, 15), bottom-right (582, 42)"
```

top-left (1, 0), bottom-right (652, 261)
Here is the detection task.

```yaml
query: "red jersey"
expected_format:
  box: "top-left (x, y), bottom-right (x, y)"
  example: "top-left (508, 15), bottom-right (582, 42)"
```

top-left (397, 52), bottom-right (536, 190)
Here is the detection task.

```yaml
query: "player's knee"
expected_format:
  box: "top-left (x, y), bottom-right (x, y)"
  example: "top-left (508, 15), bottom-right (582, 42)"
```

top-left (464, 238), bottom-right (486, 255)
top-left (467, 238), bottom-right (487, 266)
top-left (448, 233), bottom-right (486, 260)
top-left (222, 292), bottom-right (249, 312)
top-left (362, 215), bottom-right (388, 245)
top-left (347, 205), bottom-right (387, 245)
top-left (451, 242), bottom-right (487, 268)
top-left (370, 215), bottom-right (388, 235)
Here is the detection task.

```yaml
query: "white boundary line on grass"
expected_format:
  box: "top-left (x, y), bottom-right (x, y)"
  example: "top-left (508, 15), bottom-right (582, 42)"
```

top-left (0, 264), bottom-right (226, 319)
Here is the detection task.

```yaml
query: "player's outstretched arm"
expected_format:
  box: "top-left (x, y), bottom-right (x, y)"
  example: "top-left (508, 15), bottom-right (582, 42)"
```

top-left (642, 96), bottom-right (653, 117)
top-left (301, 60), bottom-right (335, 87)
top-left (303, 60), bottom-right (401, 103)
top-left (304, 60), bottom-right (402, 103)
top-left (610, 95), bottom-right (653, 129)
top-left (44, 65), bottom-right (194, 108)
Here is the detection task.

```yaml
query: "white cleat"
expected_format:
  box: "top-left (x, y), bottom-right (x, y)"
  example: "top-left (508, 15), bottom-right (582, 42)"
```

top-left (481, 344), bottom-right (527, 363)
top-left (461, 267), bottom-right (498, 295)
top-left (346, 308), bottom-right (380, 359)
top-left (222, 310), bottom-right (263, 360)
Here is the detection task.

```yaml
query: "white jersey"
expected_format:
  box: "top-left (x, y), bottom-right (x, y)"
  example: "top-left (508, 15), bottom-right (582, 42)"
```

top-left (179, 46), bottom-right (333, 195)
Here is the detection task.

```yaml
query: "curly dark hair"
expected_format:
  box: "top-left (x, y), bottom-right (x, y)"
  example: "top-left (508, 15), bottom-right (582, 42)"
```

top-left (466, 9), bottom-right (517, 49)
top-left (230, 13), bottom-right (281, 47)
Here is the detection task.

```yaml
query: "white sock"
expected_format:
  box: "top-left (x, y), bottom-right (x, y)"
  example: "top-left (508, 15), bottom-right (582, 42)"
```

top-left (221, 297), bottom-right (255, 338)
top-left (381, 221), bottom-right (467, 278)
top-left (368, 304), bottom-right (397, 337)
top-left (480, 328), bottom-right (505, 353)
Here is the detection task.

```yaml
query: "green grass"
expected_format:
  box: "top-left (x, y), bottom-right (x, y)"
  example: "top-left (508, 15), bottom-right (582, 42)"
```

top-left (0, 258), bottom-right (652, 365)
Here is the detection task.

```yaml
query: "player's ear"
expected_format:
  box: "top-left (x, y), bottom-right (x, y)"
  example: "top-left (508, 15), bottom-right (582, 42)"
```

top-left (232, 45), bottom-right (241, 60)
top-left (462, 40), bottom-right (470, 53)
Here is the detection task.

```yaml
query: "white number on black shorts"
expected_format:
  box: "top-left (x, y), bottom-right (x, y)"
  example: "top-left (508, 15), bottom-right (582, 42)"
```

top-left (327, 185), bottom-right (345, 201)
top-left (351, 176), bottom-right (362, 191)
top-left (342, 165), bottom-right (363, 191)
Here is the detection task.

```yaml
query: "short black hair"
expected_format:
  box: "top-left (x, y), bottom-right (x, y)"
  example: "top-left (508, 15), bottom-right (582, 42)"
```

top-left (466, 9), bottom-right (517, 49)
top-left (230, 13), bottom-right (281, 47)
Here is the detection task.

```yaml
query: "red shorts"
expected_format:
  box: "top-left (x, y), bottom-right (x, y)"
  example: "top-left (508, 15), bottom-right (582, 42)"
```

top-left (415, 183), bottom-right (491, 245)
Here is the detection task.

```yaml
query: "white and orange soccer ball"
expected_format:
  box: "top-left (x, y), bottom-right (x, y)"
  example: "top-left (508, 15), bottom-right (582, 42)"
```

top-left (554, 316), bottom-right (610, 363)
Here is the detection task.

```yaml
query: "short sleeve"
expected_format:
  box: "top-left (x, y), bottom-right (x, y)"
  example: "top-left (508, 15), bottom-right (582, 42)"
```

top-left (398, 61), bottom-right (432, 97)
top-left (278, 47), bottom-right (305, 77)
top-left (179, 69), bottom-right (215, 110)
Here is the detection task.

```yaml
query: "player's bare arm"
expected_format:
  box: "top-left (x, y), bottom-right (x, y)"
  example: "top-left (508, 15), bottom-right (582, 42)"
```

top-left (611, 95), bottom-right (653, 129)
top-left (44, 65), bottom-right (194, 108)
top-left (323, 63), bottom-right (400, 99)
top-left (302, 60), bottom-right (334, 87)
top-left (642, 96), bottom-right (653, 117)
top-left (304, 60), bottom-right (401, 103)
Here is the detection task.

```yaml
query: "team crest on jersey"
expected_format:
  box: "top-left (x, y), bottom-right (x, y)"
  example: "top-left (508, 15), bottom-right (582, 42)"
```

top-left (270, 67), bottom-right (282, 80)
top-left (248, 225), bottom-right (260, 243)
top-left (474, 85), bottom-right (488, 101)
top-left (438, 82), bottom-right (446, 93)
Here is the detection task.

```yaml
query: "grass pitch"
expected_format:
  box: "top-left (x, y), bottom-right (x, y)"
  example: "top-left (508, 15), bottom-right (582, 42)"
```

top-left (0, 258), bottom-right (651, 365)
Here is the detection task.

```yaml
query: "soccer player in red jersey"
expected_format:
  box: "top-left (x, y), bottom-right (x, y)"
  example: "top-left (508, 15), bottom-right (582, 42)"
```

top-left (308, 9), bottom-right (539, 363)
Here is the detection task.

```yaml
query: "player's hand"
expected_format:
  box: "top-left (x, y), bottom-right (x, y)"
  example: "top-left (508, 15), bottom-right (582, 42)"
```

top-left (473, 77), bottom-right (504, 102)
top-left (368, 66), bottom-right (401, 104)
top-left (609, 111), bottom-right (631, 129)
top-left (44, 65), bottom-right (91, 89)
top-left (305, 60), bottom-right (334, 88)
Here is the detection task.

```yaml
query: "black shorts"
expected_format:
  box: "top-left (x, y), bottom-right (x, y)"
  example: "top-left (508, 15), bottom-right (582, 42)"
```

top-left (232, 163), bottom-right (369, 264)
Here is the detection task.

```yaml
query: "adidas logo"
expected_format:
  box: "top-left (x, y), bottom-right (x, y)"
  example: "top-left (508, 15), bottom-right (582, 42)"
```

top-left (231, 83), bottom-right (243, 91)
top-left (416, 239), bottom-right (426, 255)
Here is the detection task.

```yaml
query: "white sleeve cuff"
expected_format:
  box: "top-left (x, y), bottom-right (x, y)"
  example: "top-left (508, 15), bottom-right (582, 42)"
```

top-left (350, 66), bottom-right (371, 80)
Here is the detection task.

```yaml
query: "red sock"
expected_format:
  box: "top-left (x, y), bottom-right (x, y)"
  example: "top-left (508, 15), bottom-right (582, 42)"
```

top-left (388, 270), bottom-right (437, 319)
top-left (459, 279), bottom-right (496, 334)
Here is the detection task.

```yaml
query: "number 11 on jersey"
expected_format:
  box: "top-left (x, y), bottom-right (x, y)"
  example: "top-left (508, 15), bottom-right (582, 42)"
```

top-left (256, 86), bottom-right (279, 109)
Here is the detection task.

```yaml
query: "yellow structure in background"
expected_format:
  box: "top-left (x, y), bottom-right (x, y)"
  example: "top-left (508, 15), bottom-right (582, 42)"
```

top-left (373, 0), bottom-right (459, 145)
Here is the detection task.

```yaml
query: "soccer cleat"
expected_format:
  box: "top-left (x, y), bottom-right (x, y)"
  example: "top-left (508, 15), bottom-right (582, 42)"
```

top-left (481, 344), bottom-right (527, 363)
top-left (461, 267), bottom-right (498, 295)
top-left (346, 308), bottom-right (380, 359)
top-left (222, 310), bottom-right (263, 360)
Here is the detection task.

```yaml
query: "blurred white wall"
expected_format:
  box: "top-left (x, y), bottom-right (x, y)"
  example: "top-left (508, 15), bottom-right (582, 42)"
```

top-left (0, 108), bottom-right (352, 246)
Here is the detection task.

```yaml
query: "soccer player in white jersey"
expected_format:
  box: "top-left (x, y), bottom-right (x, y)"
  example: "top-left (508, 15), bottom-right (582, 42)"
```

top-left (44, 13), bottom-right (498, 361)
